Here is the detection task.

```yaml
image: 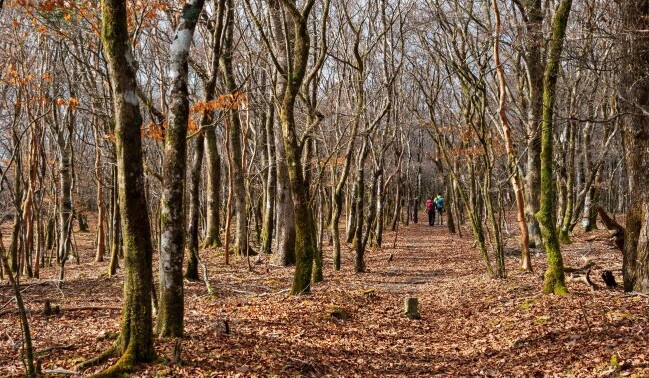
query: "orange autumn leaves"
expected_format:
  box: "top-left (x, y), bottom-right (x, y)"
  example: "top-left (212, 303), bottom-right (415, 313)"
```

top-left (8, 0), bottom-right (170, 42)
top-left (144, 91), bottom-right (248, 141)
top-left (55, 97), bottom-right (79, 108)
top-left (190, 91), bottom-right (248, 113)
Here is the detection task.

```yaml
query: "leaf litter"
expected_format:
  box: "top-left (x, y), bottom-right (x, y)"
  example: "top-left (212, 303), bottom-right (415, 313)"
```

top-left (1, 222), bottom-right (648, 377)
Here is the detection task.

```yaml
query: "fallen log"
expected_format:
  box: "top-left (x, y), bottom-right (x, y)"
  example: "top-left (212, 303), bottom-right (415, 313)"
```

top-left (596, 207), bottom-right (624, 252)
top-left (0, 306), bottom-right (121, 317)
top-left (566, 267), bottom-right (597, 291)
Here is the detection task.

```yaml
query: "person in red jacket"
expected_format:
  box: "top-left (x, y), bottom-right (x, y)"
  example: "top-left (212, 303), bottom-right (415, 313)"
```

top-left (425, 196), bottom-right (436, 226)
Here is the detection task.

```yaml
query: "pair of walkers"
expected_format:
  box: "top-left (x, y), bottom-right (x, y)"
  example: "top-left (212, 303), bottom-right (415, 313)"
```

top-left (425, 194), bottom-right (444, 226)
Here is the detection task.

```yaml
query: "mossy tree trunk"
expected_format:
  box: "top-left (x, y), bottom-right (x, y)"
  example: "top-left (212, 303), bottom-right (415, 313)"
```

top-left (274, 0), bottom-right (318, 294)
top-left (201, 0), bottom-right (226, 250)
top-left (559, 116), bottom-right (576, 244)
top-left (537, 0), bottom-right (572, 296)
top-left (95, 0), bottom-right (156, 372)
top-left (620, 0), bottom-right (649, 293)
top-left (158, 0), bottom-right (205, 338)
top-left (281, 100), bottom-right (317, 294)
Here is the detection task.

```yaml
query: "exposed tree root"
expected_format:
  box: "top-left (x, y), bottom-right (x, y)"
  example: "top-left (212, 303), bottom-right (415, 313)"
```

top-left (76, 342), bottom-right (118, 370)
top-left (85, 351), bottom-right (135, 378)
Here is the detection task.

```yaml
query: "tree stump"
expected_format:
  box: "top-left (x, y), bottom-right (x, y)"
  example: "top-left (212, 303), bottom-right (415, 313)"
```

top-left (404, 296), bottom-right (420, 319)
top-left (602, 270), bottom-right (617, 287)
top-left (77, 213), bottom-right (89, 232)
top-left (43, 300), bottom-right (53, 316)
top-left (43, 299), bottom-right (59, 316)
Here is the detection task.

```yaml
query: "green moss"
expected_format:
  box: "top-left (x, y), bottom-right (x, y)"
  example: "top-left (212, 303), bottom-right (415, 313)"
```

top-left (76, 343), bottom-right (118, 370)
top-left (201, 229), bottom-right (222, 249)
top-left (328, 305), bottom-right (349, 320)
top-left (519, 298), bottom-right (536, 311)
top-left (538, 0), bottom-right (572, 296)
top-left (181, 4), bottom-right (201, 22)
top-left (558, 227), bottom-right (571, 244)
top-left (610, 352), bottom-right (619, 369)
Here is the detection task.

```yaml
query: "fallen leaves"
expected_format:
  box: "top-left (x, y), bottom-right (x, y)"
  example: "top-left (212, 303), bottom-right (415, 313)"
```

top-left (1, 223), bottom-right (649, 376)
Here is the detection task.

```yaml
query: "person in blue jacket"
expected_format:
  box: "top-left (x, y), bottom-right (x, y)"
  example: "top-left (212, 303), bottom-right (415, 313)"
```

top-left (434, 194), bottom-right (444, 225)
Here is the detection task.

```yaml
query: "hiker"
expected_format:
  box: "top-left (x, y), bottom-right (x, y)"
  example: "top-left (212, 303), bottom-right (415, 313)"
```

top-left (434, 193), bottom-right (444, 225)
top-left (425, 196), bottom-right (436, 226)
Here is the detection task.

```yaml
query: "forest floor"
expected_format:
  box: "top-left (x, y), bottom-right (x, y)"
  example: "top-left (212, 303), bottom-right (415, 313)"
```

top-left (1, 218), bottom-right (648, 377)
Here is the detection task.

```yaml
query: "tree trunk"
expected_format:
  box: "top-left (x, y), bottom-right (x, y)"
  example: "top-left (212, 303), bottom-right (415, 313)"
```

top-left (0, 232), bottom-right (36, 378)
top-left (93, 0), bottom-right (156, 371)
top-left (108, 167), bottom-right (121, 277)
top-left (521, 0), bottom-right (545, 249)
top-left (8, 100), bottom-right (23, 274)
top-left (221, 0), bottom-right (248, 257)
top-left (492, 0), bottom-right (532, 271)
top-left (261, 99), bottom-right (276, 254)
top-left (353, 140), bottom-right (370, 273)
top-left (559, 117), bottom-right (576, 243)
top-left (274, 0), bottom-right (318, 294)
top-left (198, 0), bottom-right (226, 250)
top-left (57, 125), bottom-right (73, 285)
top-left (185, 133), bottom-right (204, 281)
top-left (22, 127), bottom-right (38, 277)
top-left (331, 113), bottom-right (359, 270)
top-left (268, 0), bottom-right (296, 266)
top-left (94, 123), bottom-right (106, 263)
top-left (620, 0), bottom-right (649, 293)
top-left (538, 0), bottom-right (572, 296)
top-left (390, 182), bottom-right (401, 231)
top-left (375, 171), bottom-right (384, 248)
top-left (203, 128), bottom-right (222, 248)
top-left (157, 0), bottom-right (205, 338)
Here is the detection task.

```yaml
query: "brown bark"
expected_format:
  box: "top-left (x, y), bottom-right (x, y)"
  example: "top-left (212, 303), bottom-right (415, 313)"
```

top-left (93, 123), bottom-right (106, 263)
top-left (492, 0), bottom-right (531, 271)
top-left (220, 0), bottom-right (248, 257)
top-left (620, 1), bottom-right (649, 293)
top-left (88, 0), bottom-right (157, 373)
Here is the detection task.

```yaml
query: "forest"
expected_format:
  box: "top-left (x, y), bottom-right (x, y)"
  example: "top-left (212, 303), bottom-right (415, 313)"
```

top-left (1, 0), bottom-right (649, 376)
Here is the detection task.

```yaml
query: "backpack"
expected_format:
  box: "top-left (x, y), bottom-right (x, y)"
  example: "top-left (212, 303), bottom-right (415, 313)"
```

top-left (426, 199), bottom-right (435, 212)
top-left (435, 196), bottom-right (444, 210)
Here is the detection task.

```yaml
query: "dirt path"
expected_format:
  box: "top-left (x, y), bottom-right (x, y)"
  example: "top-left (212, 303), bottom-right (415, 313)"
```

top-left (2, 221), bottom-right (649, 377)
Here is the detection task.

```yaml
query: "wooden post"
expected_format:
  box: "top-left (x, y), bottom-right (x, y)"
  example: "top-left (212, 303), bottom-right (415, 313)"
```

top-left (404, 296), bottom-right (420, 319)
